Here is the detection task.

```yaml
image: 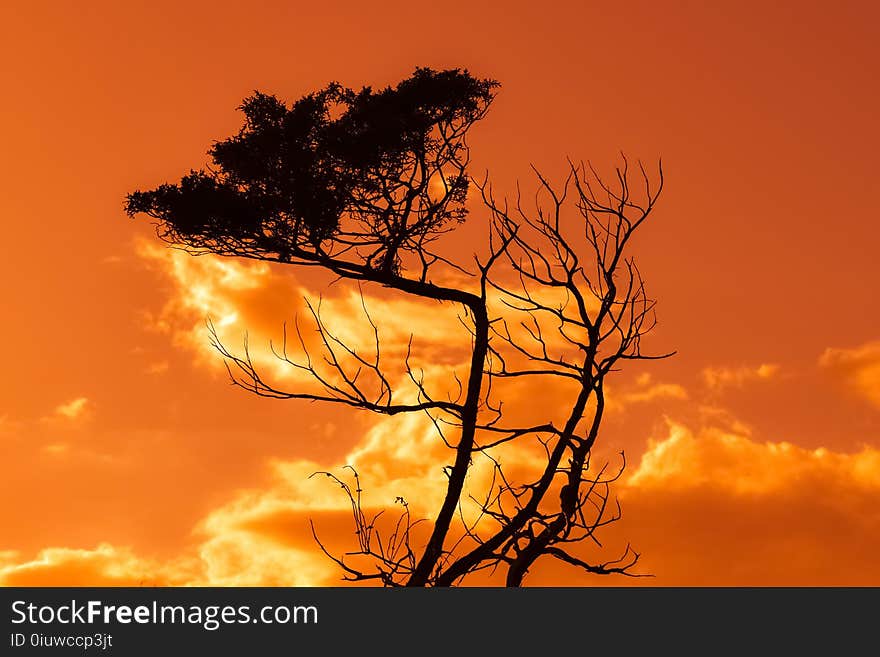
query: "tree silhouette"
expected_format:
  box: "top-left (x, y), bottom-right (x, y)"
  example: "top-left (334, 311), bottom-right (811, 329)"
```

top-left (126, 67), bottom-right (670, 586)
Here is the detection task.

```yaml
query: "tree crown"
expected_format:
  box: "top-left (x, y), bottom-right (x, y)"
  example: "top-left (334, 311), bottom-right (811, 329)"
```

top-left (126, 68), bottom-right (498, 275)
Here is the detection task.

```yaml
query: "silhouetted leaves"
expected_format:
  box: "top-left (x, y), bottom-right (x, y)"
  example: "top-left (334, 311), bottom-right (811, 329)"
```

top-left (126, 172), bottom-right (264, 239)
top-left (126, 68), bottom-right (498, 272)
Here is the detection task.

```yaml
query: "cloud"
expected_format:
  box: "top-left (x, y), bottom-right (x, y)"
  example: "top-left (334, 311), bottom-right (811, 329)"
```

top-left (138, 238), bottom-right (695, 429)
top-left (701, 363), bottom-right (780, 390)
top-left (606, 373), bottom-right (688, 413)
top-left (189, 412), bottom-right (457, 585)
top-left (820, 340), bottom-right (880, 408)
top-left (0, 411), bottom-right (476, 586)
top-left (13, 244), bottom-right (862, 586)
top-left (196, 503), bottom-right (341, 586)
top-left (136, 241), bottom-right (298, 365)
top-left (616, 420), bottom-right (880, 585)
top-left (0, 545), bottom-right (193, 586)
top-left (136, 237), bottom-right (630, 398)
top-left (136, 241), bottom-right (471, 401)
top-left (0, 537), bottom-right (328, 588)
top-left (628, 420), bottom-right (880, 492)
top-left (177, 410), bottom-right (549, 585)
top-left (52, 397), bottom-right (90, 420)
top-left (5, 410), bottom-right (880, 586)
top-left (41, 442), bottom-right (70, 456)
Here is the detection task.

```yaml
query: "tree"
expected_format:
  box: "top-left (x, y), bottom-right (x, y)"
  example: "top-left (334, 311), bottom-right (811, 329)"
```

top-left (126, 67), bottom-right (670, 586)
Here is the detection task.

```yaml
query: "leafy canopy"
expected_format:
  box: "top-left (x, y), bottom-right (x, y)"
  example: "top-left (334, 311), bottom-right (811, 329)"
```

top-left (126, 68), bottom-right (498, 274)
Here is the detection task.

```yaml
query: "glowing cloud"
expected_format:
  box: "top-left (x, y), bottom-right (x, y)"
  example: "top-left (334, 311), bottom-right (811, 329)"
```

top-left (15, 237), bottom-right (875, 586)
top-left (4, 410), bottom-right (880, 586)
top-left (616, 420), bottom-right (880, 585)
top-left (53, 397), bottom-right (90, 420)
top-left (607, 373), bottom-right (688, 413)
top-left (628, 420), bottom-right (880, 493)
top-left (136, 241), bottom-right (470, 400)
top-left (702, 363), bottom-right (780, 390)
top-left (0, 544), bottom-right (193, 586)
top-left (820, 340), bottom-right (880, 408)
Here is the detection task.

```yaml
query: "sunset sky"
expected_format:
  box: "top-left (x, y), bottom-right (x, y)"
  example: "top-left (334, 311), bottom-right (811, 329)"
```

top-left (2, 1), bottom-right (879, 586)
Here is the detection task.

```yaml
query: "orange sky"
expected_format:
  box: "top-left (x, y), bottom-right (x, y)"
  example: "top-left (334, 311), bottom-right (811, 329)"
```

top-left (2, 1), bottom-right (879, 586)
